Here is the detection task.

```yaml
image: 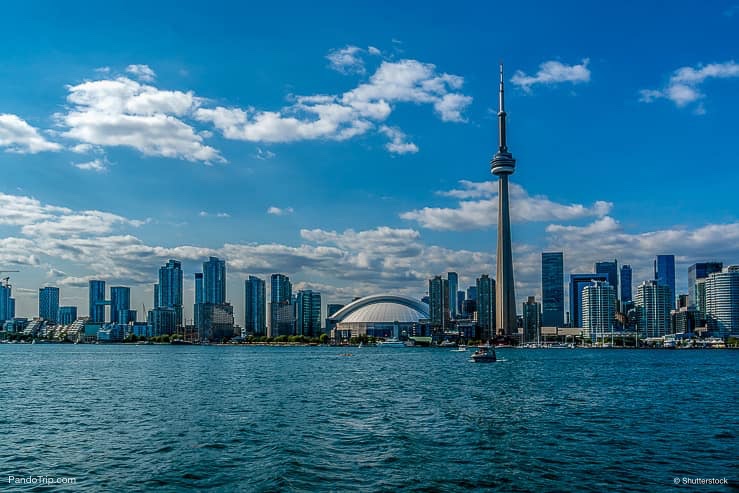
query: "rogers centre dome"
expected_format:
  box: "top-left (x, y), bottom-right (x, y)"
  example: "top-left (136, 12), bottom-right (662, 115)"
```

top-left (329, 294), bottom-right (430, 339)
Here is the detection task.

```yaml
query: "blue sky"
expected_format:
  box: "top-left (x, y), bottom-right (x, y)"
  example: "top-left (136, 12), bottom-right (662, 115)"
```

top-left (1, 0), bottom-right (738, 322)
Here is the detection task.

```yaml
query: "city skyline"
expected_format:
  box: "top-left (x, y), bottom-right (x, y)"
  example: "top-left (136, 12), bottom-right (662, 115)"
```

top-left (1, 2), bottom-right (739, 322)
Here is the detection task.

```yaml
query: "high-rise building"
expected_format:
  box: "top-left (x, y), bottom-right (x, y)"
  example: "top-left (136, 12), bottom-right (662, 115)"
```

top-left (110, 286), bottom-right (131, 324)
top-left (196, 303), bottom-right (234, 341)
top-left (58, 306), bottom-right (77, 325)
top-left (522, 296), bottom-right (541, 344)
top-left (157, 259), bottom-right (183, 326)
top-left (654, 254), bottom-right (676, 309)
top-left (476, 274), bottom-right (496, 341)
top-left (0, 284), bottom-right (15, 322)
top-left (327, 304), bottom-right (344, 317)
top-left (269, 274), bottom-right (293, 337)
top-left (620, 264), bottom-right (633, 303)
top-left (466, 286), bottom-right (477, 301)
top-left (457, 290), bottom-right (466, 317)
top-left (448, 272), bottom-right (459, 319)
top-left (244, 276), bottom-right (266, 336)
top-left (203, 257), bottom-right (226, 304)
top-left (582, 281), bottom-right (616, 342)
top-left (635, 280), bottom-right (672, 338)
top-left (491, 64), bottom-right (517, 337)
top-left (688, 262), bottom-right (723, 309)
top-left (595, 260), bottom-right (619, 299)
top-left (296, 290), bottom-right (321, 337)
top-left (38, 286), bottom-right (60, 323)
top-left (705, 266), bottom-right (739, 338)
top-left (541, 252), bottom-right (564, 327)
top-left (149, 307), bottom-right (177, 336)
top-left (569, 274), bottom-right (608, 328)
top-left (429, 276), bottom-right (450, 329)
top-left (194, 273), bottom-right (204, 304)
top-left (88, 280), bottom-right (106, 323)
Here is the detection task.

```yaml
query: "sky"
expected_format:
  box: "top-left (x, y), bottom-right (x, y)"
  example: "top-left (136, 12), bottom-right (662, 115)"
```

top-left (1, 0), bottom-right (738, 324)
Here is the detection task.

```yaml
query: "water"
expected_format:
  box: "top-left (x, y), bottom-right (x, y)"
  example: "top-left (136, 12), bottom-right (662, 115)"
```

top-left (1, 345), bottom-right (736, 492)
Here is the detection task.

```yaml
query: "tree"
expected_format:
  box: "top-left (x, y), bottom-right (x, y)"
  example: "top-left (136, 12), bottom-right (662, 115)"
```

top-left (319, 334), bottom-right (329, 345)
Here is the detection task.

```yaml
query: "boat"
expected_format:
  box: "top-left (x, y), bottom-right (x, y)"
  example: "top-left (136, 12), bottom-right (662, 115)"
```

top-left (377, 338), bottom-right (406, 347)
top-left (358, 342), bottom-right (364, 349)
top-left (470, 346), bottom-right (497, 362)
top-left (452, 346), bottom-right (467, 352)
top-left (439, 340), bottom-right (457, 348)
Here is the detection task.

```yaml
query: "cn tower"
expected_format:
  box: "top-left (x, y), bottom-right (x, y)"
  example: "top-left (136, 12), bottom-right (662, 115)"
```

top-left (490, 64), bottom-right (517, 338)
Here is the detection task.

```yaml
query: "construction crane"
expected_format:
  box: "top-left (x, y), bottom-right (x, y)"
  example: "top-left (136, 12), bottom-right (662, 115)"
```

top-left (0, 270), bottom-right (19, 287)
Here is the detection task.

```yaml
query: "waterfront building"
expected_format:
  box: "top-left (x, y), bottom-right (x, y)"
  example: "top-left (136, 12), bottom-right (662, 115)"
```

top-left (569, 274), bottom-right (608, 329)
top-left (58, 306), bottom-right (77, 325)
top-left (244, 276), bottom-right (266, 336)
top-left (476, 274), bottom-right (496, 341)
top-left (269, 274), bottom-right (293, 336)
top-left (157, 260), bottom-right (183, 326)
top-left (38, 286), bottom-right (60, 323)
top-left (110, 286), bottom-right (131, 324)
top-left (462, 299), bottom-right (477, 319)
top-left (688, 262), bottom-right (723, 309)
top-left (635, 280), bottom-right (672, 338)
top-left (466, 286), bottom-right (477, 301)
top-left (0, 284), bottom-right (15, 322)
top-left (491, 64), bottom-right (517, 337)
top-left (448, 272), bottom-right (459, 319)
top-left (522, 296), bottom-right (541, 344)
top-left (429, 276), bottom-right (450, 330)
top-left (620, 264), bottom-right (633, 303)
top-left (295, 289), bottom-right (321, 337)
top-left (325, 303), bottom-right (345, 334)
top-left (204, 257), bottom-right (226, 304)
top-left (654, 254), bottom-right (676, 309)
top-left (88, 280), bottom-right (106, 323)
top-left (148, 307), bottom-right (177, 336)
top-left (541, 252), bottom-right (564, 327)
top-left (672, 307), bottom-right (698, 334)
top-left (197, 302), bottom-right (235, 341)
top-left (595, 260), bottom-right (619, 299)
top-left (704, 266), bottom-right (739, 338)
top-left (582, 281), bottom-right (616, 343)
top-left (330, 294), bottom-right (430, 341)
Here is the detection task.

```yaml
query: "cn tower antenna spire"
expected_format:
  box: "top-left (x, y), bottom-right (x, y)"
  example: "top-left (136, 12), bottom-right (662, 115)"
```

top-left (498, 62), bottom-right (507, 152)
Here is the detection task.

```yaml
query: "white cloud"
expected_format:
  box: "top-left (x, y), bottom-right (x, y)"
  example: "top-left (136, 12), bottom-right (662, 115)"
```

top-left (74, 158), bottom-right (107, 172)
top-left (267, 206), bottom-right (294, 216)
top-left (326, 45), bottom-right (366, 74)
top-left (401, 181), bottom-right (612, 230)
top-left (126, 64), bottom-right (156, 82)
top-left (511, 59), bottom-right (591, 92)
top-left (379, 125), bottom-right (418, 154)
top-left (639, 61), bottom-right (739, 111)
top-left (198, 211), bottom-right (230, 218)
top-left (195, 58), bottom-right (471, 153)
top-left (255, 147), bottom-right (276, 160)
top-left (368, 46), bottom-right (382, 56)
top-left (59, 76), bottom-right (223, 163)
top-left (0, 114), bottom-right (61, 153)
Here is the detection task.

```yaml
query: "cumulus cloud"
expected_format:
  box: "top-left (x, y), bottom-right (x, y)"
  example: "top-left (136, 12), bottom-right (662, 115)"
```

top-left (59, 75), bottom-right (223, 163)
top-left (326, 45), bottom-right (366, 74)
top-left (198, 211), bottom-right (230, 218)
top-left (126, 64), bottom-right (156, 82)
top-left (267, 206), bottom-right (294, 216)
top-left (0, 114), bottom-right (61, 153)
top-left (511, 59), bottom-right (591, 92)
top-left (194, 57), bottom-right (472, 152)
top-left (401, 181), bottom-right (612, 230)
top-left (74, 158), bottom-right (107, 172)
top-left (639, 61), bottom-right (739, 112)
top-left (379, 125), bottom-right (418, 154)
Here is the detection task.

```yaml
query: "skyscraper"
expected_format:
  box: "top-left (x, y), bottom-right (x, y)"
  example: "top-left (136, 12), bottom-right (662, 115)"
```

top-left (58, 306), bottom-right (77, 325)
top-left (522, 296), bottom-right (541, 344)
top-left (466, 286), bottom-right (477, 301)
top-left (244, 276), bottom-right (266, 336)
top-left (582, 281), bottom-right (616, 343)
top-left (457, 290), bottom-right (466, 317)
top-left (429, 275), bottom-right (449, 329)
top-left (158, 259), bottom-right (183, 326)
top-left (269, 274), bottom-right (293, 337)
top-left (296, 290), bottom-right (321, 337)
top-left (569, 274), bottom-right (608, 328)
top-left (620, 264), bottom-right (633, 303)
top-left (448, 272), bottom-right (459, 319)
top-left (705, 266), bottom-right (739, 338)
top-left (194, 273), bottom-right (204, 304)
top-left (635, 280), bottom-right (672, 338)
top-left (88, 280), bottom-right (106, 323)
top-left (38, 286), bottom-right (60, 323)
top-left (203, 257), bottom-right (226, 304)
top-left (491, 64), bottom-right (517, 337)
top-left (541, 252), bottom-right (564, 327)
top-left (0, 284), bottom-right (15, 322)
top-left (476, 274), bottom-right (496, 341)
top-left (110, 286), bottom-right (131, 324)
top-left (595, 260), bottom-right (619, 299)
top-left (654, 254), bottom-right (676, 309)
top-left (688, 262), bottom-right (723, 309)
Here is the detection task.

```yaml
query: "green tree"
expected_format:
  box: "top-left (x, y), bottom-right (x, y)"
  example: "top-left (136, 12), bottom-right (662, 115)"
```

top-left (319, 334), bottom-right (329, 345)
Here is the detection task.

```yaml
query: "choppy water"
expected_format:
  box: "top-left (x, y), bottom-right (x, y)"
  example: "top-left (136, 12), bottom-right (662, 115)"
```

top-left (1, 345), bottom-right (736, 492)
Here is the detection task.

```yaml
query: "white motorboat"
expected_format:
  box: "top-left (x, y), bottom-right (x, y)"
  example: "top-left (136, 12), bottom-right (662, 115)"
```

top-left (470, 346), bottom-right (497, 362)
top-left (377, 338), bottom-right (405, 347)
